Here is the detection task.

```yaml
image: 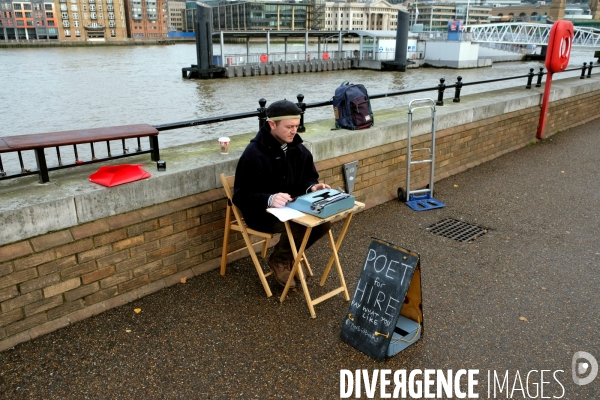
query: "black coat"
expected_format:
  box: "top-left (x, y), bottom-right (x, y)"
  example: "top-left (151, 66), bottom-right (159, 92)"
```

top-left (232, 123), bottom-right (320, 232)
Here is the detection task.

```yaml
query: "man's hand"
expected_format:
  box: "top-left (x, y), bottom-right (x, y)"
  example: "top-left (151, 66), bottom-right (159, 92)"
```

top-left (311, 183), bottom-right (331, 192)
top-left (272, 192), bottom-right (293, 208)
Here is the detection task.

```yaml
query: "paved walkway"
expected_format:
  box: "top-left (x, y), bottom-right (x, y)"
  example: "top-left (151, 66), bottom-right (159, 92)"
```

top-left (1, 118), bottom-right (599, 399)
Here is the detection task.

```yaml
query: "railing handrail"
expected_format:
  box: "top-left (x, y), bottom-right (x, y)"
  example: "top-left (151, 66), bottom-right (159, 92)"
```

top-left (1, 63), bottom-right (596, 183)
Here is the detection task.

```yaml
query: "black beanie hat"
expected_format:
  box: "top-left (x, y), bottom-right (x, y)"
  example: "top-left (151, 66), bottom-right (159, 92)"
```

top-left (266, 100), bottom-right (302, 121)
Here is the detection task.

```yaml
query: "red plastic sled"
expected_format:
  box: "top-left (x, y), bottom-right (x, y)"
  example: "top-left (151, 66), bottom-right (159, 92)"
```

top-left (89, 164), bottom-right (151, 187)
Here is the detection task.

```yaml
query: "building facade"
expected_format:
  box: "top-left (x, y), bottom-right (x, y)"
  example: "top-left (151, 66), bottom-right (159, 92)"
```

top-left (167, 0), bottom-right (183, 31)
top-left (57, 0), bottom-right (128, 41)
top-left (0, 0), bottom-right (59, 40)
top-left (408, 3), bottom-right (491, 31)
top-left (210, 0), bottom-right (312, 31)
top-left (324, 0), bottom-right (405, 31)
top-left (125, 0), bottom-right (168, 39)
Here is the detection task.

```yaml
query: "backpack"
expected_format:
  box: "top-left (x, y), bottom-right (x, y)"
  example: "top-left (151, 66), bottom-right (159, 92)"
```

top-left (332, 81), bottom-right (374, 130)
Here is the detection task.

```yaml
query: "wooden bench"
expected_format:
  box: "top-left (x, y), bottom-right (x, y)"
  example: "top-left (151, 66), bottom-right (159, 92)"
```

top-left (0, 124), bottom-right (159, 183)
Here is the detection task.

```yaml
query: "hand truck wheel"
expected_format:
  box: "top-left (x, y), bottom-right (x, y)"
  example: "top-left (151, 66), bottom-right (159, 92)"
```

top-left (397, 187), bottom-right (406, 202)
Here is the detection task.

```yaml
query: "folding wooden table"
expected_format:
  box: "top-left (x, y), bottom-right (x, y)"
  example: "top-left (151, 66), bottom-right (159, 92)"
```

top-left (280, 201), bottom-right (365, 318)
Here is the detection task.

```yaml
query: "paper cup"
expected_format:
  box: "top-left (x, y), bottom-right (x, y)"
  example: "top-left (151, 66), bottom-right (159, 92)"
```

top-left (218, 137), bottom-right (230, 155)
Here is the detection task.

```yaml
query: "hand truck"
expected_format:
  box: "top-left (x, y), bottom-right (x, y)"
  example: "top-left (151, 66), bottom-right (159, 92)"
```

top-left (397, 98), bottom-right (445, 211)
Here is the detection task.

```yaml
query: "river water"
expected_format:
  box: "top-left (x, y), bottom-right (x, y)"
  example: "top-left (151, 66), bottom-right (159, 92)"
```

top-left (0, 43), bottom-right (596, 172)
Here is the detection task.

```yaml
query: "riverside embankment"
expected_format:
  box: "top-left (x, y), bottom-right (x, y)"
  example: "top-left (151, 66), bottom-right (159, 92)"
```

top-left (0, 91), bottom-right (599, 399)
top-left (0, 73), bottom-right (599, 363)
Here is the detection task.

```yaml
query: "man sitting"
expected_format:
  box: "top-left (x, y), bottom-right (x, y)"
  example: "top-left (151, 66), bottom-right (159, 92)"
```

top-left (233, 99), bottom-right (331, 288)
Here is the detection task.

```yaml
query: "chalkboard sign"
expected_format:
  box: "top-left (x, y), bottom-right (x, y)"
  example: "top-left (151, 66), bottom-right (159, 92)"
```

top-left (340, 237), bottom-right (422, 361)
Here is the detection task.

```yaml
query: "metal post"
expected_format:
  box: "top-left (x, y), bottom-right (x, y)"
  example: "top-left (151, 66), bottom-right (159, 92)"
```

top-left (436, 78), bottom-right (445, 106)
top-left (91, 143), bottom-right (96, 160)
top-left (267, 31), bottom-right (270, 62)
top-left (304, 31), bottom-right (308, 61)
top-left (284, 36), bottom-right (288, 63)
top-left (220, 31), bottom-right (225, 67)
top-left (526, 68), bottom-right (534, 89)
top-left (296, 94), bottom-right (306, 133)
top-left (34, 148), bottom-right (50, 183)
top-left (587, 61), bottom-right (593, 78)
top-left (106, 141), bottom-right (111, 158)
top-left (74, 144), bottom-right (82, 163)
top-left (580, 62), bottom-right (587, 79)
top-left (257, 98), bottom-right (268, 130)
top-left (536, 67), bottom-right (544, 87)
top-left (0, 154), bottom-right (5, 177)
top-left (18, 151), bottom-right (26, 172)
top-left (453, 76), bottom-right (463, 103)
top-left (149, 136), bottom-right (160, 161)
top-left (55, 146), bottom-right (62, 165)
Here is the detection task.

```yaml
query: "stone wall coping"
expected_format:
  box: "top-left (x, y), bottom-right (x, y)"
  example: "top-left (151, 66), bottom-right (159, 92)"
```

top-left (0, 75), bottom-right (598, 246)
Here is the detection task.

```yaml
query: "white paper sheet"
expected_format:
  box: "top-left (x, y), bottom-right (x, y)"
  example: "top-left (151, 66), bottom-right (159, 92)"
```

top-left (266, 207), bottom-right (306, 222)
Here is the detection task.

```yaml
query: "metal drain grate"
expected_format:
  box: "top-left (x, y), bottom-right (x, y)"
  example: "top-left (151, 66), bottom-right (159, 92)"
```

top-left (425, 218), bottom-right (488, 243)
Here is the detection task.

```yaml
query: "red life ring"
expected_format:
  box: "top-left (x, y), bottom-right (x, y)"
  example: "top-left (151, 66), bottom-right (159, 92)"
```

top-left (260, 54), bottom-right (268, 63)
top-left (545, 20), bottom-right (574, 73)
top-left (323, 52), bottom-right (329, 60)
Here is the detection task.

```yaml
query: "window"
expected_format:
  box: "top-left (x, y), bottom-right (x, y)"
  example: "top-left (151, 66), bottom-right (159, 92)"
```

top-left (90, 12), bottom-right (95, 19)
top-left (71, 5), bottom-right (77, 11)
top-left (61, 12), bottom-right (68, 18)
top-left (109, 20), bottom-right (115, 27)
top-left (63, 20), bottom-right (69, 27)
top-left (14, 4), bottom-right (22, 10)
top-left (26, 20), bottom-right (33, 26)
top-left (75, 29), bottom-right (80, 36)
top-left (72, 13), bottom-right (78, 19)
top-left (48, 20), bottom-right (55, 26)
top-left (46, 12), bottom-right (53, 18)
top-left (64, 29), bottom-right (70, 36)
top-left (90, 5), bottom-right (95, 11)
top-left (73, 20), bottom-right (79, 26)
top-left (45, 4), bottom-right (53, 10)
top-left (17, 20), bottom-right (24, 26)
top-left (15, 11), bottom-right (23, 17)
top-left (83, 5), bottom-right (87, 11)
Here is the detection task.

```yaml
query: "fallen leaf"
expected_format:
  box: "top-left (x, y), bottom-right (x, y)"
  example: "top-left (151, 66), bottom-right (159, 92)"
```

top-left (134, 308), bottom-right (141, 314)
top-left (180, 277), bottom-right (187, 284)
top-left (561, 171), bottom-right (565, 173)
top-left (126, 329), bottom-right (132, 333)
top-left (519, 316), bottom-right (529, 322)
top-left (542, 287), bottom-right (547, 290)
top-left (453, 184), bottom-right (459, 188)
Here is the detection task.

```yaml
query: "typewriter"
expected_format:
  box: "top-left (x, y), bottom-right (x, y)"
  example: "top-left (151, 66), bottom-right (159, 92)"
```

top-left (287, 188), bottom-right (355, 218)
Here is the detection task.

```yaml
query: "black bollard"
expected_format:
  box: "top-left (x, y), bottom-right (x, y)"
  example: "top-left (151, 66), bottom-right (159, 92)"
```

top-left (436, 78), bottom-right (446, 106)
top-left (453, 76), bottom-right (463, 103)
top-left (526, 68), bottom-right (534, 89)
top-left (587, 62), bottom-right (593, 78)
top-left (536, 67), bottom-right (544, 87)
top-left (296, 94), bottom-right (306, 133)
top-left (580, 62), bottom-right (587, 79)
top-left (257, 98), bottom-right (267, 130)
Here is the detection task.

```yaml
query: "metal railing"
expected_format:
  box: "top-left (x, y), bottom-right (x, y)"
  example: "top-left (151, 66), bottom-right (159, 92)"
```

top-left (1, 63), bottom-right (596, 183)
top-left (156, 63), bottom-right (596, 134)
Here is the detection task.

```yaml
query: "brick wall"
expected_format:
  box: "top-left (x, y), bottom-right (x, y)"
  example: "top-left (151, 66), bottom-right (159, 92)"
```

top-left (1, 87), bottom-right (599, 352)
